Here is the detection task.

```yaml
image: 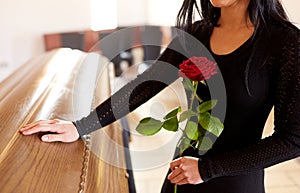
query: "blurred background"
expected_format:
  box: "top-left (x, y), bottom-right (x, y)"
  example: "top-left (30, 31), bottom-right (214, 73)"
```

top-left (0, 0), bottom-right (299, 80)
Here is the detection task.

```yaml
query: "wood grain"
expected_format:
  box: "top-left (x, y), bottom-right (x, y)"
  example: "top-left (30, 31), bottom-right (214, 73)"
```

top-left (0, 49), bottom-right (129, 193)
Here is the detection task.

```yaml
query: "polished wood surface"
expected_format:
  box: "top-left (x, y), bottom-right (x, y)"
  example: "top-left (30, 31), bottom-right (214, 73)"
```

top-left (0, 49), bottom-right (129, 193)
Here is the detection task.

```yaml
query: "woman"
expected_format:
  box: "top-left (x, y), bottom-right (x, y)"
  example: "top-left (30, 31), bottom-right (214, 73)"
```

top-left (21, 0), bottom-right (299, 193)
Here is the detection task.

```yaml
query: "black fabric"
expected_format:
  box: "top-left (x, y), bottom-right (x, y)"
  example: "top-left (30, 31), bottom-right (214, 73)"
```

top-left (74, 20), bottom-right (300, 193)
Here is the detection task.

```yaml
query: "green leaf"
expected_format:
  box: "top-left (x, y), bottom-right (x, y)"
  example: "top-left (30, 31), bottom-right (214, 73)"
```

top-left (136, 117), bottom-right (163, 136)
top-left (197, 136), bottom-right (213, 151)
top-left (163, 107), bottom-right (181, 120)
top-left (185, 121), bottom-right (199, 140)
top-left (162, 116), bottom-right (179, 131)
top-left (198, 100), bottom-right (218, 113)
top-left (209, 116), bottom-right (224, 136)
top-left (177, 137), bottom-right (192, 153)
top-left (179, 109), bottom-right (198, 122)
top-left (182, 78), bottom-right (194, 91)
top-left (199, 112), bottom-right (224, 137)
top-left (199, 112), bottom-right (210, 130)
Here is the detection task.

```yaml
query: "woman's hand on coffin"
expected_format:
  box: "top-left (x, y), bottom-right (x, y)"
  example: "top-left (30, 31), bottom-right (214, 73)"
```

top-left (20, 119), bottom-right (80, 143)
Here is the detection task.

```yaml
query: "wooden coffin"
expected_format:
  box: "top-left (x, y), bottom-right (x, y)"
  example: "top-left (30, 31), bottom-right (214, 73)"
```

top-left (0, 48), bottom-right (129, 193)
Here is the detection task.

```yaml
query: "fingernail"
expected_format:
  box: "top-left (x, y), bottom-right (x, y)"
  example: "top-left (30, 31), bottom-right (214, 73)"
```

top-left (42, 136), bottom-right (49, 141)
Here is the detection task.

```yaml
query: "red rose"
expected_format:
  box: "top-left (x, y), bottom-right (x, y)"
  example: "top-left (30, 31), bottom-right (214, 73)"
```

top-left (178, 56), bottom-right (217, 81)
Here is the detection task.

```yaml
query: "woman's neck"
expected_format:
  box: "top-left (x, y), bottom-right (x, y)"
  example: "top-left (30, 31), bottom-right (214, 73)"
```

top-left (209, 0), bottom-right (254, 55)
top-left (217, 1), bottom-right (253, 29)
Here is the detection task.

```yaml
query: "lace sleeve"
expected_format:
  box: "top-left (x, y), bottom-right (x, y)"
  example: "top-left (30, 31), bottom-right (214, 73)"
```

top-left (74, 39), bottom-right (187, 136)
top-left (198, 27), bottom-right (300, 181)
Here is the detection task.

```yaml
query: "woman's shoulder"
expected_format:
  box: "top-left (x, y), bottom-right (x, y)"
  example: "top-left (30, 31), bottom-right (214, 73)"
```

top-left (259, 20), bottom-right (299, 58)
top-left (267, 20), bottom-right (299, 43)
top-left (265, 21), bottom-right (299, 71)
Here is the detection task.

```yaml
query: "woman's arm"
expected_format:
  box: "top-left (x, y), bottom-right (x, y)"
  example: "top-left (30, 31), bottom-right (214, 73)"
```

top-left (20, 37), bottom-right (186, 142)
top-left (74, 47), bottom-right (185, 136)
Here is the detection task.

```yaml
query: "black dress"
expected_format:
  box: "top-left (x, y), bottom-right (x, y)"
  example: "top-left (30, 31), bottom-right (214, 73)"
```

top-left (74, 20), bottom-right (300, 193)
top-left (161, 22), bottom-right (270, 193)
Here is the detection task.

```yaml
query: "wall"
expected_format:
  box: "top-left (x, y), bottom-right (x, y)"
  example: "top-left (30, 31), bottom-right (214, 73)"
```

top-left (0, 0), bottom-right (90, 70)
top-left (282, 0), bottom-right (300, 28)
top-left (117, 0), bottom-right (147, 26)
top-left (0, 0), bottom-right (299, 72)
top-left (145, 0), bottom-right (183, 26)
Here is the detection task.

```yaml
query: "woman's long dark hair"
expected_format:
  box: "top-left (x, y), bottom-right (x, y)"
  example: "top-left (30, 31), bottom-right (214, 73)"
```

top-left (176, 0), bottom-right (289, 33)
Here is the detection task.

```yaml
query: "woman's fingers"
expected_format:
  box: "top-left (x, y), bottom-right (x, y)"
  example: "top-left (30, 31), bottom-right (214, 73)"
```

top-left (20, 119), bottom-right (80, 143)
top-left (20, 119), bottom-right (58, 132)
top-left (170, 157), bottom-right (182, 171)
top-left (168, 156), bottom-right (203, 185)
top-left (169, 173), bottom-right (187, 184)
top-left (21, 124), bottom-right (60, 135)
top-left (168, 167), bottom-right (186, 184)
top-left (168, 166), bottom-right (182, 180)
top-left (176, 178), bottom-right (189, 185)
top-left (42, 133), bottom-right (65, 142)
